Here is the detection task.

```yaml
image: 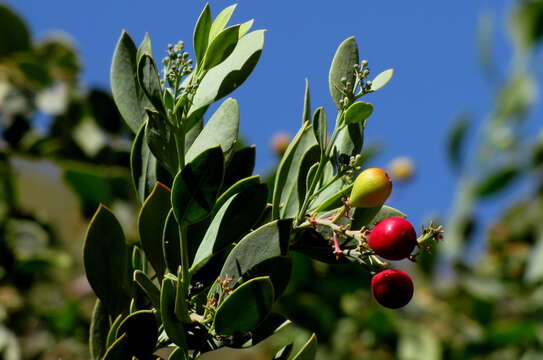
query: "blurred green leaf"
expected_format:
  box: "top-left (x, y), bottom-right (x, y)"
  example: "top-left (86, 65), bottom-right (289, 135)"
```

top-left (344, 101), bottom-right (373, 125)
top-left (83, 205), bottom-right (131, 316)
top-left (0, 5), bottom-right (31, 57)
top-left (214, 276), bottom-right (274, 336)
top-left (476, 166), bottom-right (519, 198)
top-left (171, 146), bottom-right (224, 225)
top-left (273, 344), bottom-right (294, 360)
top-left (186, 98), bottom-right (239, 163)
top-left (329, 37), bottom-right (359, 108)
top-left (446, 114), bottom-right (471, 170)
top-left (510, 0), bottom-right (543, 52)
top-left (111, 31), bottom-right (151, 133)
top-left (138, 182), bottom-right (170, 279)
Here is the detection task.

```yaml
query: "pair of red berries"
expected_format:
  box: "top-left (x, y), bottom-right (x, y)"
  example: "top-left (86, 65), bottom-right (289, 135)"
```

top-left (368, 217), bottom-right (417, 309)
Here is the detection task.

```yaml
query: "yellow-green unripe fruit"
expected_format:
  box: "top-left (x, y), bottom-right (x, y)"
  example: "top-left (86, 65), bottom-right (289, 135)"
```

top-left (349, 168), bottom-right (392, 208)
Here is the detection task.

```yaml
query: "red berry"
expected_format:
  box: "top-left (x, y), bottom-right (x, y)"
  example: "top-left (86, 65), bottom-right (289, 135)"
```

top-left (368, 217), bottom-right (417, 260)
top-left (371, 269), bottom-right (413, 309)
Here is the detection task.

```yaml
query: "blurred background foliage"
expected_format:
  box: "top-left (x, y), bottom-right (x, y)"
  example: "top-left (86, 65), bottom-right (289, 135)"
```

top-left (1, 1), bottom-right (543, 359)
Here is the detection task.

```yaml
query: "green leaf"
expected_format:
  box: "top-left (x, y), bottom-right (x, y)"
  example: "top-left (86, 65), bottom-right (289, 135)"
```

top-left (137, 33), bottom-right (152, 61)
top-left (328, 37), bottom-right (359, 108)
top-left (291, 229), bottom-right (349, 264)
top-left (111, 31), bottom-right (150, 133)
top-left (313, 106), bottom-right (327, 149)
top-left (214, 277), bottom-right (274, 336)
top-left (239, 19), bottom-right (254, 37)
top-left (137, 182), bottom-right (170, 279)
top-left (171, 146), bottom-right (224, 225)
top-left (103, 334), bottom-right (131, 360)
top-left (344, 101), bottom-right (374, 125)
top-left (215, 175), bottom-right (261, 212)
top-left (0, 5), bottom-right (31, 58)
top-left (84, 205), bottom-right (131, 316)
top-left (334, 122), bottom-right (364, 158)
top-left (116, 310), bottom-right (158, 359)
top-left (106, 315), bottom-right (125, 351)
top-left (89, 300), bottom-right (109, 360)
top-left (273, 344), bottom-right (294, 360)
top-left (221, 146), bottom-right (256, 192)
top-left (313, 183), bottom-right (353, 213)
top-left (368, 205), bottom-right (407, 227)
top-left (163, 210), bottom-right (181, 273)
top-left (219, 219), bottom-right (292, 285)
top-left (145, 109), bottom-right (178, 175)
top-left (191, 183), bottom-right (267, 272)
top-left (292, 333), bottom-right (318, 360)
top-left (138, 54), bottom-right (165, 113)
top-left (302, 78), bottom-right (312, 124)
top-left (272, 122), bottom-right (317, 219)
top-left (305, 163), bottom-right (319, 196)
top-left (286, 144), bottom-right (319, 218)
top-left (168, 347), bottom-right (189, 360)
top-left (370, 69), bottom-right (394, 92)
top-left (186, 98), bottom-right (239, 163)
top-left (160, 278), bottom-right (187, 347)
top-left (193, 4), bottom-right (212, 66)
top-left (447, 114), bottom-right (470, 170)
top-left (175, 267), bottom-right (191, 323)
top-left (235, 313), bottom-right (292, 348)
top-left (188, 30), bottom-right (265, 117)
top-left (476, 166), bottom-right (519, 198)
top-left (209, 4), bottom-right (237, 41)
top-left (350, 205), bottom-right (382, 230)
top-left (510, 0), bottom-right (543, 52)
top-left (133, 270), bottom-right (160, 309)
top-left (131, 122), bottom-right (166, 204)
top-left (201, 25), bottom-right (240, 71)
top-left (241, 256), bottom-right (292, 299)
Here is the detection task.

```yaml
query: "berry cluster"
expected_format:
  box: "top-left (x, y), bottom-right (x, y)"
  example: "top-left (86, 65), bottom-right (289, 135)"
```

top-left (349, 168), bottom-right (420, 309)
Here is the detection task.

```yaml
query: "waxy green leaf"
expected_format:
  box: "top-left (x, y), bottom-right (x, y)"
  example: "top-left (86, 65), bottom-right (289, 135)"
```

top-left (133, 270), bottom-right (160, 309)
top-left (344, 101), bottom-right (374, 125)
top-left (292, 333), bottom-right (318, 360)
top-left (116, 310), bottom-right (158, 359)
top-left (302, 78), bottom-right (312, 124)
top-left (137, 54), bottom-right (164, 113)
top-left (163, 210), bottom-right (181, 273)
top-left (201, 25), bottom-right (240, 71)
top-left (221, 146), bottom-right (256, 193)
top-left (272, 122), bottom-right (317, 219)
top-left (171, 146), bottom-right (224, 225)
top-left (83, 206), bottom-right (131, 316)
top-left (215, 175), bottom-right (261, 212)
top-left (137, 33), bottom-right (152, 61)
top-left (160, 278), bottom-right (187, 347)
top-left (370, 69), bottom-right (394, 92)
top-left (186, 98), bottom-right (239, 163)
top-left (334, 122), bottom-right (364, 158)
top-left (191, 183), bottom-right (267, 271)
top-left (241, 256), bottom-right (292, 299)
top-left (219, 219), bottom-right (292, 285)
top-left (111, 31), bottom-right (150, 133)
top-left (193, 4), bottom-right (212, 66)
top-left (137, 182), bottom-right (170, 279)
top-left (89, 300), bottom-right (109, 360)
top-left (329, 37), bottom-right (359, 108)
top-left (313, 106), bottom-right (327, 149)
top-left (239, 19), bottom-right (254, 37)
top-left (145, 109), bottom-right (178, 175)
top-left (103, 334), bottom-right (130, 360)
top-left (188, 30), bottom-right (265, 117)
top-left (213, 276), bottom-right (274, 336)
top-left (209, 4), bottom-right (237, 41)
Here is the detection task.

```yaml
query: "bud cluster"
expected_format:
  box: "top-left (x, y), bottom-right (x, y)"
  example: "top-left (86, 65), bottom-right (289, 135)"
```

top-left (162, 40), bottom-right (194, 91)
top-left (353, 59), bottom-right (373, 96)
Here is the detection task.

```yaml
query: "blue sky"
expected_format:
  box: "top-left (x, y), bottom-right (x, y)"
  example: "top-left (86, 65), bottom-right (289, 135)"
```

top-left (7, 0), bottom-right (538, 235)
